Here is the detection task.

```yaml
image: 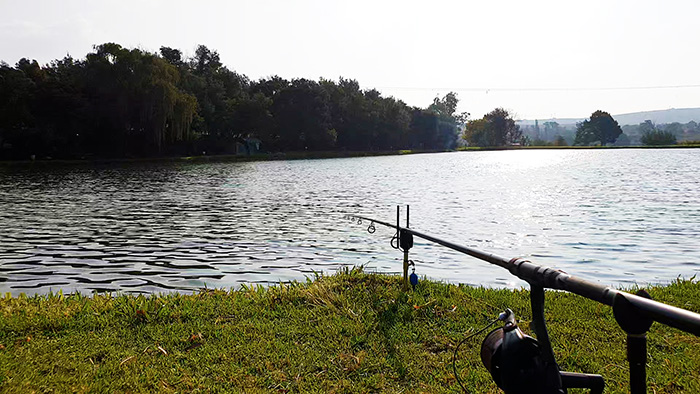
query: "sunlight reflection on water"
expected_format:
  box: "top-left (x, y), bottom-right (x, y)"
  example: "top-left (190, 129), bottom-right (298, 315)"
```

top-left (0, 149), bottom-right (699, 295)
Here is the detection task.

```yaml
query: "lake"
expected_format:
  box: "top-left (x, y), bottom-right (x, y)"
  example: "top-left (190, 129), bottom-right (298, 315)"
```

top-left (1, 149), bottom-right (699, 295)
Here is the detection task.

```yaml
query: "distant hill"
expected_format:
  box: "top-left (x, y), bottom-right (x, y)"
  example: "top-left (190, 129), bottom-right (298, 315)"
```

top-left (518, 107), bottom-right (700, 127)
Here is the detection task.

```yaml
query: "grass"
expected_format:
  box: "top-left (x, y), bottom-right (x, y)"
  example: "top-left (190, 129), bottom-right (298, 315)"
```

top-left (1, 269), bottom-right (699, 393)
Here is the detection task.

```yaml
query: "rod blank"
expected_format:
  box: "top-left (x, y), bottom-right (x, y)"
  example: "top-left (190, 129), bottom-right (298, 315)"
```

top-left (350, 214), bottom-right (700, 336)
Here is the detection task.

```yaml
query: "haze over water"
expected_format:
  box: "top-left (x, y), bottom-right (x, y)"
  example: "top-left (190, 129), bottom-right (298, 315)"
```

top-left (1, 149), bottom-right (699, 295)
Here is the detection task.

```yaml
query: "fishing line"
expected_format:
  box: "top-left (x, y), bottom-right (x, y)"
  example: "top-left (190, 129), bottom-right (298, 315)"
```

top-left (452, 315), bottom-right (504, 394)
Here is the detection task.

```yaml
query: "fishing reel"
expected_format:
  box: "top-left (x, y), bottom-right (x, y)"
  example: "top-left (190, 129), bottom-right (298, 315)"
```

top-left (479, 309), bottom-right (604, 394)
top-left (481, 309), bottom-right (564, 394)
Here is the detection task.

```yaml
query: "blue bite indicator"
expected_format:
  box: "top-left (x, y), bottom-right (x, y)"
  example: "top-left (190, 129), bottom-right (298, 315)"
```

top-left (409, 272), bottom-right (418, 288)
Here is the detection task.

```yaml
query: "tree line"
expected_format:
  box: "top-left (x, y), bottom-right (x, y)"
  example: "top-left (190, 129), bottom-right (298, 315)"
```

top-left (6, 42), bottom-right (686, 160)
top-left (522, 113), bottom-right (700, 147)
top-left (0, 43), bottom-right (468, 160)
top-left (623, 120), bottom-right (700, 145)
top-left (574, 112), bottom-right (700, 146)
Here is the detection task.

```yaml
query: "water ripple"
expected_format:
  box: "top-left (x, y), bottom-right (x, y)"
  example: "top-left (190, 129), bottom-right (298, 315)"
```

top-left (1, 149), bottom-right (699, 295)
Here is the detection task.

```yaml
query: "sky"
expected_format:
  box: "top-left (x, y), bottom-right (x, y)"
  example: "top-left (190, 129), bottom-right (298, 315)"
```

top-left (1, 0), bottom-right (699, 119)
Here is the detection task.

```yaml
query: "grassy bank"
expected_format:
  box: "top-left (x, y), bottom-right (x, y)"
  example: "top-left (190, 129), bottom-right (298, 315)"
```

top-left (1, 270), bottom-right (699, 393)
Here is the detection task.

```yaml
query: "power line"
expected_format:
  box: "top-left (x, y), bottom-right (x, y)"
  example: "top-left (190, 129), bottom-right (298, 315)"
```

top-left (375, 84), bottom-right (700, 92)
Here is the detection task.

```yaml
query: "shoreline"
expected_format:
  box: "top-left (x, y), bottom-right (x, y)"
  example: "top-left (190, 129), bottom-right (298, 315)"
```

top-left (2, 144), bottom-right (699, 167)
top-left (458, 143), bottom-right (700, 151)
top-left (0, 149), bottom-right (442, 167)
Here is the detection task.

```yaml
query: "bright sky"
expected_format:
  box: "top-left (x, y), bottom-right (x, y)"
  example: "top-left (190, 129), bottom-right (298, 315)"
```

top-left (2, 0), bottom-right (699, 119)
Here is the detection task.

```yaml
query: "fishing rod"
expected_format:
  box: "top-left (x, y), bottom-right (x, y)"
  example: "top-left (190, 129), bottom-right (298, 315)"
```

top-left (345, 206), bottom-right (700, 394)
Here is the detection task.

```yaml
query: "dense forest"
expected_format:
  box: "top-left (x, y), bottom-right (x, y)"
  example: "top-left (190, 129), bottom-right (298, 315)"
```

top-left (0, 43), bottom-right (465, 160)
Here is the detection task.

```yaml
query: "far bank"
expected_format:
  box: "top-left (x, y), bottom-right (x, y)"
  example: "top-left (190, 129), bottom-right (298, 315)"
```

top-left (2, 144), bottom-right (700, 167)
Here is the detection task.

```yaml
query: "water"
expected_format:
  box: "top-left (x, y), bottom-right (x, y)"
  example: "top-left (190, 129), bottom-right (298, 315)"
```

top-left (1, 149), bottom-right (699, 295)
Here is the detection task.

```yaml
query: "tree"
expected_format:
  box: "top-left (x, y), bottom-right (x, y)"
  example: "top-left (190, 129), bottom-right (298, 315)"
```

top-left (574, 110), bottom-right (622, 146)
top-left (181, 44), bottom-right (250, 147)
top-left (0, 62), bottom-right (38, 158)
top-left (613, 133), bottom-right (630, 146)
top-left (319, 77), bottom-right (366, 150)
top-left (425, 92), bottom-right (465, 150)
top-left (363, 93), bottom-right (410, 150)
top-left (639, 120), bottom-right (655, 135)
top-left (543, 121), bottom-right (563, 140)
top-left (232, 92), bottom-right (273, 142)
top-left (664, 122), bottom-right (683, 137)
top-left (428, 92), bottom-right (458, 118)
top-left (270, 78), bottom-right (335, 151)
top-left (462, 119), bottom-right (487, 146)
top-left (192, 45), bottom-right (222, 74)
top-left (159, 47), bottom-right (184, 67)
top-left (81, 43), bottom-right (198, 155)
top-left (462, 108), bottom-right (521, 147)
top-left (1, 42), bottom-right (481, 158)
top-left (553, 135), bottom-right (568, 146)
top-left (409, 108), bottom-right (439, 149)
top-left (641, 128), bottom-right (676, 146)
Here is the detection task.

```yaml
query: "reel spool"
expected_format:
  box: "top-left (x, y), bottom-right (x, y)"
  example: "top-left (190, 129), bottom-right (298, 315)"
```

top-left (480, 310), bottom-right (565, 394)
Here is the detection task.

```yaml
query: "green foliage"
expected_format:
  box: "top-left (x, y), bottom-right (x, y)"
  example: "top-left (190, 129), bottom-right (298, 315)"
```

top-left (270, 78), bottom-right (334, 151)
top-left (543, 121), bottom-right (563, 136)
top-left (426, 92), bottom-right (464, 150)
top-left (613, 132), bottom-right (631, 146)
top-left (462, 108), bottom-right (522, 147)
top-left (574, 110), bottom-right (623, 146)
top-left (553, 135), bottom-right (568, 146)
top-left (0, 272), bottom-right (698, 393)
top-left (0, 44), bottom-right (462, 160)
top-left (428, 92), bottom-right (458, 119)
top-left (0, 64), bottom-right (35, 151)
top-left (637, 120), bottom-right (677, 145)
top-left (641, 130), bottom-right (677, 146)
top-left (621, 119), bottom-right (700, 145)
top-left (463, 118), bottom-right (489, 146)
top-left (528, 136), bottom-right (569, 147)
top-left (530, 138), bottom-right (552, 146)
